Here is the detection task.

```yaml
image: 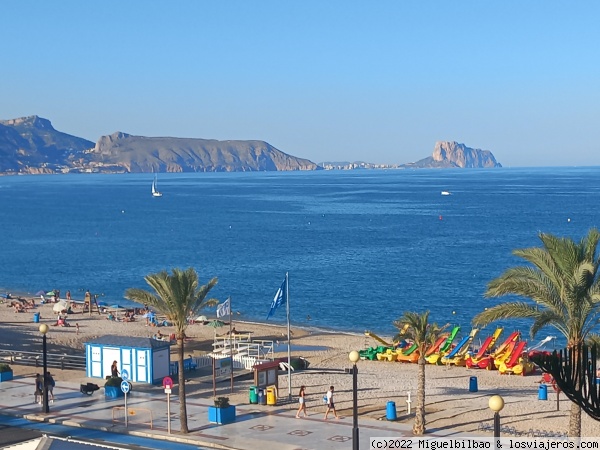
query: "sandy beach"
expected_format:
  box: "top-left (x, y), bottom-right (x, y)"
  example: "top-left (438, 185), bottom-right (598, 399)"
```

top-left (0, 297), bottom-right (597, 437)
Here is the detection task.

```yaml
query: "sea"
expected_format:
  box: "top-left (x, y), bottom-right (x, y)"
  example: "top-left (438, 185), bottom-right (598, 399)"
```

top-left (1, 167), bottom-right (599, 349)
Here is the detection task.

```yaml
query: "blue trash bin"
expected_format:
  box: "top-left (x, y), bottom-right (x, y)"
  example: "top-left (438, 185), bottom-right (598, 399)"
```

top-left (386, 401), bottom-right (397, 421)
top-left (538, 384), bottom-right (548, 400)
top-left (469, 376), bottom-right (478, 392)
top-left (33, 312), bottom-right (40, 323)
top-left (258, 388), bottom-right (266, 405)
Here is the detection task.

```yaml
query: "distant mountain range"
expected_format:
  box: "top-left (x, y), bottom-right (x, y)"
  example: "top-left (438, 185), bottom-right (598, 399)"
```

top-left (0, 115), bottom-right (501, 174)
top-left (0, 116), bottom-right (319, 174)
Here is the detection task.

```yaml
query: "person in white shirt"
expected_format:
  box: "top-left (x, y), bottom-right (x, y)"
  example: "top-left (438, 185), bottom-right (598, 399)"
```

top-left (324, 385), bottom-right (339, 419)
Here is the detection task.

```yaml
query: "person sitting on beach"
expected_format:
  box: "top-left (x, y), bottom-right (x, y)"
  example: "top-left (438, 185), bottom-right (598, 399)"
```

top-left (12, 301), bottom-right (26, 313)
top-left (106, 313), bottom-right (116, 321)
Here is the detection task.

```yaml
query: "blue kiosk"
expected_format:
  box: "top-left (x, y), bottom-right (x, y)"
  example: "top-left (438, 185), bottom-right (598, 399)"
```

top-left (85, 335), bottom-right (171, 384)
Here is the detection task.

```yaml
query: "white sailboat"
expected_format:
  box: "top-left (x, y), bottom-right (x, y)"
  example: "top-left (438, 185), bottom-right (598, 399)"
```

top-left (152, 174), bottom-right (162, 197)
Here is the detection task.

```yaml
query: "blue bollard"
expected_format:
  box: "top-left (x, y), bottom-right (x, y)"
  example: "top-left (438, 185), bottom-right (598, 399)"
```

top-left (386, 401), bottom-right (397, 421)
top-left (469, 376), bottom-right (478, 392)
top-left (538, 384), bottom-right (548, 400)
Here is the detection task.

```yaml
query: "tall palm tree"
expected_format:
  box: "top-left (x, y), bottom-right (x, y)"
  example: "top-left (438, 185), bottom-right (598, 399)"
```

top-left (393, 311), bottom-right (448, 435)
top-left (125, 267), bottom-right (218, 434)
top-left (473, 229), bottom-right (600, 438)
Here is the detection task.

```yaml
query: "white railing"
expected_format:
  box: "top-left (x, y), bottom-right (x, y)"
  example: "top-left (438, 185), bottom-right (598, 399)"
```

top-left (194, 354), bottom-right (270, 370)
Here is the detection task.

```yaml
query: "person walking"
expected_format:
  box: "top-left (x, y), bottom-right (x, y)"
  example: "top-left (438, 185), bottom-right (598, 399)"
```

top-left (34, 374), bottom-right (43, 404)
top-left (324, 385), bottom-right (339, 419)
top-left (296, 385), bottom-right (308, 418)
top-left (45, 371), bottom-right (55, 403)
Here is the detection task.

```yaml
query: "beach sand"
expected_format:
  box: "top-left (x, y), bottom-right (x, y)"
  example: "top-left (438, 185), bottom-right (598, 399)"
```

top-left (1, 298), bottom-right (597, 437)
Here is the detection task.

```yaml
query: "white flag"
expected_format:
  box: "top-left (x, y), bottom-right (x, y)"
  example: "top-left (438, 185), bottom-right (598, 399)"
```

top-left (216, 297), bottom-right (231, 318)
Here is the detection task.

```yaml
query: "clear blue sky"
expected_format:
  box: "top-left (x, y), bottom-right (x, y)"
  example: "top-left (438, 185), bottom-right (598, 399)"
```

top-left (2, 1), bottom-right (599, 166)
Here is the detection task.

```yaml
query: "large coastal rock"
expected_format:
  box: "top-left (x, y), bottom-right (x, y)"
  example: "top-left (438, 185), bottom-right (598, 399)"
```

top-left (0, 116), bottom-right (319, 174)
top-left (0, 116), bottom-right (95, 174)
top-left (90, 132), bottom-right (319, 172)
top-left (403, 141), bottom-right (502, 169)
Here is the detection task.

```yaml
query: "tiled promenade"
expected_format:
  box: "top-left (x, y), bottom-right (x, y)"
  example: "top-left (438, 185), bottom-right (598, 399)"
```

top-left (0, 377), bottom-right (478, 450)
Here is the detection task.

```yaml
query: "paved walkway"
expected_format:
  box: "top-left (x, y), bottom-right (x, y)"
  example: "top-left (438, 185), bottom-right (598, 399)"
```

top-left (0, 377), bottom-right (480, 450)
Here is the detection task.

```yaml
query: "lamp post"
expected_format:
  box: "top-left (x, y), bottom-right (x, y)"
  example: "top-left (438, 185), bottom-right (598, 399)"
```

top-left (39, 324), bottom-right (49, 413)
top-left (489, 394), bottom-right (504, 439)
top-left (349, 350), bottom-right (360, 450)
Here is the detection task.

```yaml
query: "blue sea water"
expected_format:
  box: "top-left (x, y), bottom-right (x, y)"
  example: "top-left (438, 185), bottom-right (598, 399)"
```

top-left (1, 168), bottom-right (599, 347)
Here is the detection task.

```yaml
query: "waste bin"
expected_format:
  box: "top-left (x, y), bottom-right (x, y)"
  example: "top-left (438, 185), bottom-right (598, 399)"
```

top-left (249, 386), bottom-right (258, 404)
top-left (538, 384), bottom-right (548, 400)
top-left (469, 376), bottom-right (478, 392)
top-left (258, 388), bottom-right (266, 405)
top-left (266, 386), bottom-right (277, 406)
top-left (33, 312), bottom-right (40, 323)
top-left (386, 401), bottom-right (397, 421)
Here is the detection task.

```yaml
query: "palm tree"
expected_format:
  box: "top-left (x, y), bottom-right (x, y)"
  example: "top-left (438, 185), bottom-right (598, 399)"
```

top-left (473, 229), bottom-right (600, 437)
top-left (393, 311), bottom-right (448, 435)
top-left (125, 267), bottom-right (218, 433)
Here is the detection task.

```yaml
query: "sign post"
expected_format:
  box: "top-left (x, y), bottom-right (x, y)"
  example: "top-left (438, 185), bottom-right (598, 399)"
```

top-left (121, 380), bottom-right (130, 427)
top-left (163, 376), bottom-right (174, 434)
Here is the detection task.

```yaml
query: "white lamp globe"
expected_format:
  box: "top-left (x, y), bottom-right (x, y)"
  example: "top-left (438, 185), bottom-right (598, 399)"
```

top-left (489, 395), bottom-right (504, 412)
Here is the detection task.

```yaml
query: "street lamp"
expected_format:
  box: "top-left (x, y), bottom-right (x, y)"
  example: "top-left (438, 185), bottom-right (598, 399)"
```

top-left (349, 350), bottom-right (360, 450)
top-left (488, 394), bottom-right (504, 438)
top-left (39, 324), bottom-right (49, 413)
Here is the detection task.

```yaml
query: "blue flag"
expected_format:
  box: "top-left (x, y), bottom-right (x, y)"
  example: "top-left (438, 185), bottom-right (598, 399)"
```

top-left (266, 278), bottom-right (287, 320)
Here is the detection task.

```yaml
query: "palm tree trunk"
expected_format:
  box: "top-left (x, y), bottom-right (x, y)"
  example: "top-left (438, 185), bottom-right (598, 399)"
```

top-left (178, 337), bottom-right (189, 433)
top-left (566, 345), bottom-right (582, 437)
top-left (568, 394), bottom-right (581, 437)
top-left (413, 358), bottom-right (426, 435)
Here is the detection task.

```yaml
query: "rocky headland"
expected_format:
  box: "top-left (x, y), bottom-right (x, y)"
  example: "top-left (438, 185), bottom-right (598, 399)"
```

top-left (0, 116), bottom-right (502, 174)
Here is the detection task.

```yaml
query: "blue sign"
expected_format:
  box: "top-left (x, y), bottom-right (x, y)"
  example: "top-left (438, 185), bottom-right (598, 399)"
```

top-left (121, 370), bottom-right (129, 381)
top-left (121, 380), bottom-right (130, 393)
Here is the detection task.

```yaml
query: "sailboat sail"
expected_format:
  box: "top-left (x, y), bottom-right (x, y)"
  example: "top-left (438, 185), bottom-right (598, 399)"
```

top-left (152, 175), bottom-right (162, 197)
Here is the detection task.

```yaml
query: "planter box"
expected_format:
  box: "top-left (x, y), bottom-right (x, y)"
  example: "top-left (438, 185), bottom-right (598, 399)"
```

top-left (0, 371), bottom-right (13, 382)
top-left (104, 385), bottom-right (124, 398)
top-left (208, 405), bottom-right (236, 424)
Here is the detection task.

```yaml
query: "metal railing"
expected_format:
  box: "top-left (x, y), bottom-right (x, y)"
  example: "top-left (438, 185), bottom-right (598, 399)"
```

top-left (0, 349), bottom-right (86, 371)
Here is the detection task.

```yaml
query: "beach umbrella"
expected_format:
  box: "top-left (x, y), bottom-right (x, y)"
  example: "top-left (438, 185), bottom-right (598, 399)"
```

top-left (46, 291), bottom-right (55, 296)
top-left (195, 315), bottom-right (208, 323)
top-left (207, 319), bottom-right (225, 340)
top-left (53, 300), bottom-right (68, 313)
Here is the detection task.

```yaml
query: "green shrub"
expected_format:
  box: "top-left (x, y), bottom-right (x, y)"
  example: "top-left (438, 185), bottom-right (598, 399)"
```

top-left (0, 363), bottom-right (12, 373)
top-left (214, 396), bottom-right (230, 408)
top-left (105, 376), bottom-right (123, 387)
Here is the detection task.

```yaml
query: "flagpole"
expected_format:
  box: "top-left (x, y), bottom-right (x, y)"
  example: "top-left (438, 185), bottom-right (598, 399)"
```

top-left (286, 272), bottom-right (291, 401)
top-left (229, 297), bottom-right (234, 392)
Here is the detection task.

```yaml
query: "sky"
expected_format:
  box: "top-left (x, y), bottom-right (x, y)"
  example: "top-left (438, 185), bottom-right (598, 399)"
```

top-left (2, 1), bottom-right (599, 167)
